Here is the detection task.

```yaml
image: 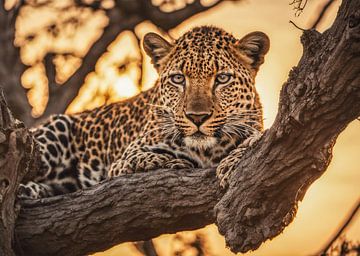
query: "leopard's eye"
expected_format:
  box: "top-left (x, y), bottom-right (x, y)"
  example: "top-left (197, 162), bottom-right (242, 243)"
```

top-left (170, 74), bottom-right (185, 85)
top-left (215, 73), bottom-right (232, 84)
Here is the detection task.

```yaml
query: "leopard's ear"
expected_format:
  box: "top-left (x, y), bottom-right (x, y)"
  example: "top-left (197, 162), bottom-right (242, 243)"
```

top-left (235, 31), bottom-right (270, 72)
top-left (143, 32), bottom-right (173, 72)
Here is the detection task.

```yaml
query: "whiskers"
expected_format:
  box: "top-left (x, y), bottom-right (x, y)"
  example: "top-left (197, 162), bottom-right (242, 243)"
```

top-left (221, 109), bottom-right (263, 140)
top-left (146, 103), bottom-right (173, 119)
top-left (143, 104), bottom-right (263, 145)
top-left (145, 103), bottom-right (183, 143)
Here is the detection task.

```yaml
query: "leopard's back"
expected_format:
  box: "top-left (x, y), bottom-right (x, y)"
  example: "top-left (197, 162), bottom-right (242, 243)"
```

top-left (19, 86), bottom-right (159, 199)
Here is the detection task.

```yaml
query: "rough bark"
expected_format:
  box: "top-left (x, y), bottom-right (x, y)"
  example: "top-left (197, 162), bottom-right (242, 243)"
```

top-left (0, 90), bottom-right (38, 256)
top-left (15, 169), bottom-right (221, 256)
top-left (0, 0), bottom-right (358, 255)
top-left (215, 0), bottom-right (360, 252)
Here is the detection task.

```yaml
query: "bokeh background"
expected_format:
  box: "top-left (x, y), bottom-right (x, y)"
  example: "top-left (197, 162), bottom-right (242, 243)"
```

top-left (1, 0), bottom-right (359, 255)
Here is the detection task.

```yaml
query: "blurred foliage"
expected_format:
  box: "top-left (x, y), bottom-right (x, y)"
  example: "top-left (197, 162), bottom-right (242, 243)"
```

top-left (324, 237), bottom-right (360, 256)
top-left (2, 0), bottom-right (226, 124)
top-left (172, 233), bottom-right (210, 256)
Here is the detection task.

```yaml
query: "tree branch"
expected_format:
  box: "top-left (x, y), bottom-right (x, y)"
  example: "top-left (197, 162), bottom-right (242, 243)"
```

top-left (215, 0), bottom-right (360, 252)
top-left (39, 0), bottom-right (231, 123)
top-left (40, 6), bottom-right (140, 122)
top-left (15, 169), bottom-right (221, 256)
top-left (317, 199), bottom-right (360, 255)
top-left (0, 3), bottom-right (32, 125)
top-left (138, 0), bottom-right (227, 31)
top-left (1, 0), bottom-right (231, 126)
top-left (44, 52), bottom-right (57, 94)
top-left (0, 89), bottom-right (38, 256)
top-left (1, 0), bottom-right (358, 255)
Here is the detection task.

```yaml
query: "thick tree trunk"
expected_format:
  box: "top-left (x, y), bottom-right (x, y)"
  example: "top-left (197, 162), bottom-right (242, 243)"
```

top-left (0, 0), bottom-right (358, 255)
top-left (0, 4), bottom-right (31, 125)
top-left (0, 90), bottom-right (38, 256)
top-left (215, 1), bottom-right (360, 252)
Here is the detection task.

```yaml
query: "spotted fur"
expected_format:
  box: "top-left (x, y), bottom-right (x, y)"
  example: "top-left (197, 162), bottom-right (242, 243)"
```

top-left (19, 26), bottom-right (269, 199)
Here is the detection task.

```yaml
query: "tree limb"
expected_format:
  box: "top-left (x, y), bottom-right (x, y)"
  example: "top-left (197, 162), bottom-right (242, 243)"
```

top-left (0, 89), bottom-right (38, 256)
top-left (0, 3), bottom-right (31, 125)
top-left (39, 6), bottom-right (141, 123)
top-left (215, 0), bottom-right (360, 252)
top-left (39, 0), bottom-right (231, 124)
top-left (1, 0), bottom-right (358, 255)
top-left (1, 0), bottom-right (231, 126)
top-left (317, 199), bottom-right (360, 255)
top-left (138, 0), bottom-right (226, 31)
top-left (15, 168), bottom-right (221, 256)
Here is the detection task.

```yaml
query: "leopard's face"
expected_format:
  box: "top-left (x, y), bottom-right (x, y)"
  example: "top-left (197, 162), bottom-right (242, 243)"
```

top-left (144, 26), bottom-right (269, 148)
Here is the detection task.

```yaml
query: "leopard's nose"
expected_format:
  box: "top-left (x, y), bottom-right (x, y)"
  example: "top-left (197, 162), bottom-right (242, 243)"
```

top-left (185, 111), bottom-right (212, 127)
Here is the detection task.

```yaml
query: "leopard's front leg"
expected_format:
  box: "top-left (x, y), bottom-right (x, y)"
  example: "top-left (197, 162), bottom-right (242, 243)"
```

top-left (216, 132), bottom-right (263, 188)
top-left (108, 142), bottom-right (195, 178)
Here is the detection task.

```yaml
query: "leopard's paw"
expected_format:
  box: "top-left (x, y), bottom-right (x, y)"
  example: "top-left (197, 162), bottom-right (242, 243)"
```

top-left (108, 159), bottom-right (134, 178)
top-left (163, 158), bottom-right (194, 169)
top-left (216, 157), bottom-right (236, 189)
top-left (243, 132), bottom-right (263, 147)
top-left (109, 152), bottom-right (172, 177)
top-left (216, 147), bottom-right (247, 189)
top-left (17, 184), bottom-right (37, 199)
top-left (17, 182), bottom-right (50, 199)
top-left (216, 133), bottom-right (263, 188)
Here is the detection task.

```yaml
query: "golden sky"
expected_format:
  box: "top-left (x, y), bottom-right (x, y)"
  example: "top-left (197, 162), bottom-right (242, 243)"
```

top-left (15, 0), bottom-right (359, 255)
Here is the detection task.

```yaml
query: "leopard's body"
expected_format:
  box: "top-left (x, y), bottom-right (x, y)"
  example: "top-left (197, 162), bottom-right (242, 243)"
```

top-left (19, 26), bottom-right (269, 199)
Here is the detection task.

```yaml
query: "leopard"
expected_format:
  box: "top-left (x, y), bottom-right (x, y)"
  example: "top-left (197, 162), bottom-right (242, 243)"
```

top-left (18, 26), bottom-right (269, 199)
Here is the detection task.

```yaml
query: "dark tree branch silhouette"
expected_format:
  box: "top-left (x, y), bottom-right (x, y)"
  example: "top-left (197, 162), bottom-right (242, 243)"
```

top-left (317, 199), bottom-right (360, 255)
top-left (0, 0), bottom-right (232, 126)
top-left (310, 0), bottom-right (336, 29)
top-left (0, 3), bottom-right (28, 125)
top-left (290, 0), bottom-right (338, 30)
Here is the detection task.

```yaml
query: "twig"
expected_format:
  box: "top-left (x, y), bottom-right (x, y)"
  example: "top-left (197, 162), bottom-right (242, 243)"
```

top-left (317, 199), bottom-right (360, 255)
top-left (290, 0), bottom-right (308, 17)
top-left (133, 31), bottom-right (144, 92)
top-left (133, 240), bottom-right (158, 256)
top-left (289, 20), bottom-right (307, 31)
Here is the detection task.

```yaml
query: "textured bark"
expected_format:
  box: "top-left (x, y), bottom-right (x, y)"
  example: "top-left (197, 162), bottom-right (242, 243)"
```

top-left (215, 0), bottom-right (360, 252)
top-left (0, 90), bottom-right (38, 256)
top-left (15, 168), bottom-right (221, 256)
top-left (0, 0), bottom-right (358, 255)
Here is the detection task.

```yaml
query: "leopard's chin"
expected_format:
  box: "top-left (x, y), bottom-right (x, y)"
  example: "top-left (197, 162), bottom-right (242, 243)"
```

top-left (183, 132), bottom-right (217, 149)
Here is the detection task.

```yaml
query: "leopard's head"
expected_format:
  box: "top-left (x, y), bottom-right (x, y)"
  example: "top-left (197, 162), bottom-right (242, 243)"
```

top-left (143, 26), bottom-right (269, 148)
